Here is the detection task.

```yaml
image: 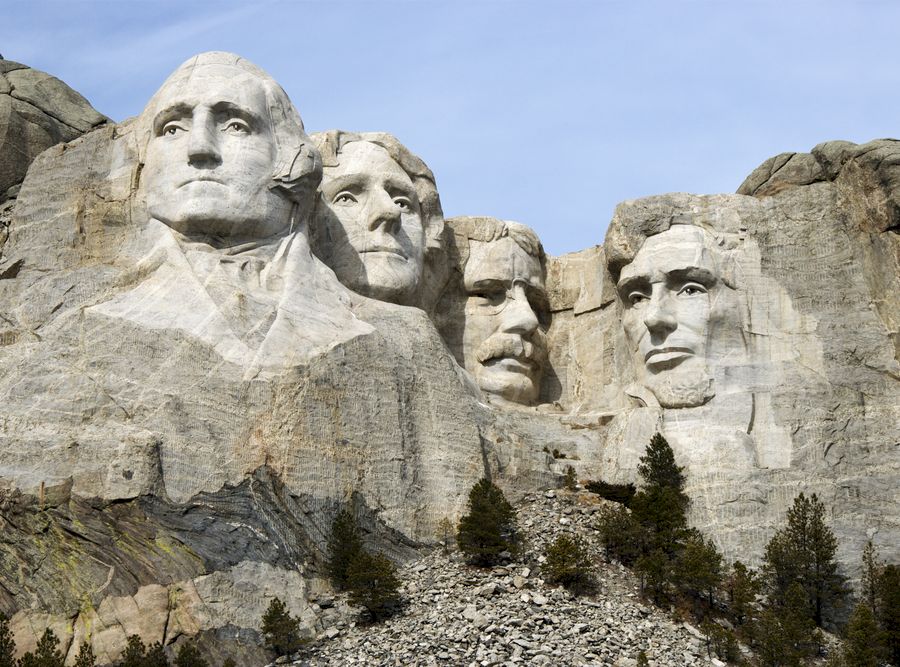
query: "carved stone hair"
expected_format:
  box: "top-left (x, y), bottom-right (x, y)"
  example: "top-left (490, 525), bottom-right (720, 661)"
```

top-left (135, 51), bottom-right (322, 209)
top-left (444, 215), bottom-right (547, 274)
top-left (311, 130), bottom-right (444, 253)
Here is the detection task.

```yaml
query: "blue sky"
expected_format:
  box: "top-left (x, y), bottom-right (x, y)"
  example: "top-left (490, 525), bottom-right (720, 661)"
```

top-left (3, 0), bottom-right (899, 256)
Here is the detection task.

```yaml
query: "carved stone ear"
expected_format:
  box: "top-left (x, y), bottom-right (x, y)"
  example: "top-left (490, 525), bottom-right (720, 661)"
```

top-left (270, 138), bottom-right (323, 206)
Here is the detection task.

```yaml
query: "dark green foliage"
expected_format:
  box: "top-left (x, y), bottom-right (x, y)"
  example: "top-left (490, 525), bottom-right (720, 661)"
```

top-left (73, 642), bottom-right (97, 667)
top-left (763, 493), bottom-right (846, 626)
top-left (221, 660), bottom-right (236, 667)
top-left (635, 548), bottom-right (670, 604)
top-left (638, 432), bottom-right (686, 492)
top-left (726, 560), bottom-right (761, 636)
top-left (174, 643), bottom-right (208, 667)
top-left (860, 540), bottom-right (881, 614)
top-left (754, 582), bottom-right (819, 667)
top-left (543, 534), bottom-right (594, 594)
top-left (120, 635), bottom-right (148, 667)
top-left (842, 602), bottom-right (884, 667)
top-left (701, 619), bottom-right (740, 663)
top-left (0, 615), bottom-right (14, 667)
top-left (327, 509), bottom-right (364, 591)
top-left (456, 479), bottom-right (518, 566)
top-left (584, 480), bottom-right (636, 506)
top-left (18, 628), bottom-right (64, 667)
top-left (596, 505), bottom-right (642, 566)
top-left (877, 564), bottom-right (900, 665)
top-left (674, 528), bottom-right (723, 611)
top-left (636, 650), bottom-right (650, 667)
top-left (143, 643), bottom-right (168, 667)
top-left (261, 597), bottom-right (304, 657)
top-left (346, 550), bottom-right (402, 621)
top-left (562, 465), bottom-right (577, 491)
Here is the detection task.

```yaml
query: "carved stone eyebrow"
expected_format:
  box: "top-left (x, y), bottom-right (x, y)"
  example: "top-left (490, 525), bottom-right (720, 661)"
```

top-left (616, 273), bottom-right (650, 297)
top-left (322, 172), bottom-right (368, 194)
top-left (665, 267), bottom-right (718, 287)
top-left (152, 103), bottom-right (193, 135)
top-left (209, 101), bottom-right (265, 129)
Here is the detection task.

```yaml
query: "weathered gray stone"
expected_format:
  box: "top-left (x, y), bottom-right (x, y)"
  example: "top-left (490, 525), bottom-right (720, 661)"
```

top-left (0, 59), bottom-right (108, 199)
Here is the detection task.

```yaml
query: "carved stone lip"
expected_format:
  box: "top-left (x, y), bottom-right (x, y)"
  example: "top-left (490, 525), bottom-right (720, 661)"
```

top-left (483, 356), bottom-right (536, 374)
top-left (360, 246), bottom-right (406, 258)
top-left (644, 347), bottom-right (693, 366)
top-left (178, 176), bottom-right (225, 187)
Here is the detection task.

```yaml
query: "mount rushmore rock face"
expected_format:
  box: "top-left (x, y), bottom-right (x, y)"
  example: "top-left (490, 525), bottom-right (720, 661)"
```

top-left (0, 51), bottom-right (897, 662)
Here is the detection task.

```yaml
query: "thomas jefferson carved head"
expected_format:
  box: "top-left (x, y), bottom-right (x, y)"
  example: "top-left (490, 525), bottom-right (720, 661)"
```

top-left (310, 131), bottom-right (443, 306)
top-left (612, 223), bottom-right (743, 408)
top-left (136, 52), bottom-right (321, 241)
top-left (440, 217), bottom-right (549, 406)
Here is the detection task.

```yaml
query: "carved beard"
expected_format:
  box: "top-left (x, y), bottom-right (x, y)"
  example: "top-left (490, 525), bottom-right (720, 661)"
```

top-left (644, 362), bottom-right (715, 408)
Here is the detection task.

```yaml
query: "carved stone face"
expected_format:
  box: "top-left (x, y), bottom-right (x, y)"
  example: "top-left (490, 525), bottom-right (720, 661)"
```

top-left (142, 63), bottom-right (292, 239)
top-left (617, 225), bottom-right (725, 408)
top-left (462, 236), bottom-right (547, 405)
top-left (316, 141), bottom-right (425, 304)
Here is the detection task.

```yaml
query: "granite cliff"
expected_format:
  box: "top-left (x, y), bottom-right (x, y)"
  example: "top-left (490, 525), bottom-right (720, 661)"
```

top-left (0, 53), bottom-right (896, 664)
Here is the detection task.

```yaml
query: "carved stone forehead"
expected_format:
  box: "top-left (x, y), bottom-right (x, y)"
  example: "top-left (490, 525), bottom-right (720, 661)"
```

top-left (464, 236), bottom-right (544, 290)
top-left (619, 225), bottom-right (721, 285)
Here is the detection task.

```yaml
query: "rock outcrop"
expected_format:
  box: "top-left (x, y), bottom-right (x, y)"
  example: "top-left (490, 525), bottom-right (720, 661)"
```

top-left (0, 52), bottom-right (896, 665)
top-left (0, 59), bottom-right (108, 201)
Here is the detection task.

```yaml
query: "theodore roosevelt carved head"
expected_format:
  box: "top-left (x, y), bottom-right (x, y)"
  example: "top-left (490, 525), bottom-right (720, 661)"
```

top-left (440, 216), bottom-right (549, 406)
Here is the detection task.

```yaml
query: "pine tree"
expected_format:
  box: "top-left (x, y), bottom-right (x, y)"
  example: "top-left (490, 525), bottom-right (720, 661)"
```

top-left (543, 534), bottom-right (594, 594)
top-left (221, 659), bottom-right (237, 667)
top-left (636, 650), bottom-right (650, 667)
top-left (18, 628), bottom-right (64, 667)
top-left (0, 615), bottom-right (14, 667)
top-left (726, 560), bottom-right (760, 637)
top-left (674, 528), bottom-right (723, 612)
top-left (596, 505), bottom-right (642, 566)
top-left (456, 479), bottom-right (518, 566)
top-left (261, 597), bottom-right (304, 657)
top-left (754, 582), bottom-right (818, 667)
top-left (143, 642), bottom-right (168, 667)
top-left (877, 564), bottom-right (900, 666)
top-left (860, 540), bottom-right (882, 614)
top-left (346, 550), bottom-right (402, 621)
top-left (763, 492), bottom-right (846, 626)
top-left (327, 508), bottom-right (364, 591)
top-left (842, 602), bottom-right (884, 667)
top-left (638, 432), bottom-right (686, 492)
top-left (174, 643), bottom-right (208, 667)
top-left (436, 517), bottom-right (455, 553)
top-left (73, 641), bottom-right (96, 667)
top-left (120, 635), bottom-right (147, 667)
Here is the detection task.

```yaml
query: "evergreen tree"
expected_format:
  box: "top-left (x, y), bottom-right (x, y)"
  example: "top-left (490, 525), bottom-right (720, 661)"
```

top-left (543, 534), bottom-right (594, 594)
top-left (120, 635), bottom-right (147, 667)
top-left (456, 479), bottom-right (518, 566)
top-left (596, 505), bottom-right (642, 566)
top-left (0, 615), bottom-right (14, 667)
top-left (842, 602), bottom-right (884, 667)
top-left (73, 642), bottom-right (96, 667)
top-left (636, 650), bottom-right (650, 667)
top-left (562, 465), bottom-right (578, 491)
top-left (221, 659), bottom-right (236, 667)
top-left (763, 492), bottom-right (846, 626)
top-left (726, 560), bottom-right (761, 637)
top-left (346, 550), bottom-right (401, 621)
top-left (638, 432), bottom-right (686, 492)
top-left (18, 628), bottom-right (64, 667)
top-left (436, 517), bottom-right (455, 553)
top-left (877, 564), bottom-right (900, 666)
top-left (261, 597), bottom-right (304, 657)
top-left (674, 528), bottom-right (723, 612)
top-left (326, 508), bottom-right (364, 591)
top-left (860, 540), bottom-right (882, 614)
top-left (635, 548), bottom-right (670, 604)
top-left (754, 582), bottom-right (818, 667)
top-left (143, 642), bottom-right (168, 667)
top-left (174, 643), bottom-right (208, 667)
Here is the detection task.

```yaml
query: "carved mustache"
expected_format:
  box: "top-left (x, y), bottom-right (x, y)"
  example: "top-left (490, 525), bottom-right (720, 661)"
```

top-left (476, 333), bottom-right (546, 368)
